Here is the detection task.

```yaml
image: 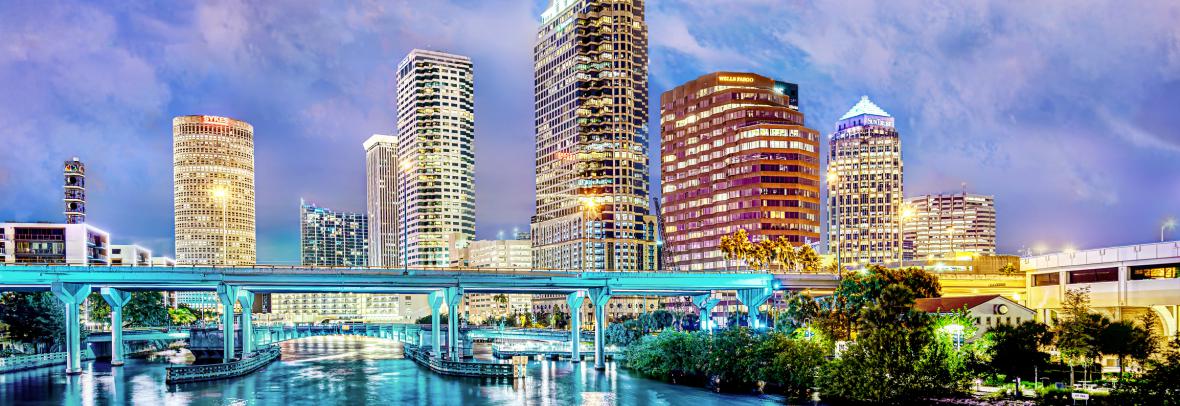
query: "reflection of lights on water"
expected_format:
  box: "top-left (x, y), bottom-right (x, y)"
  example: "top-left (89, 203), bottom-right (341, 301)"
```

top-left (581, 392), bottom-right (617, 405)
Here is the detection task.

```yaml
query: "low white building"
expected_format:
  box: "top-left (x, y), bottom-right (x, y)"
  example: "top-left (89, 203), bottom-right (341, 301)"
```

top-left (1023, 240), bottom-right (1180, 338)
top-left (150, 257), bottom-right (176, 267)
top-left (453, 239), bottom-right (533, 323)
top-left (110, 244), bottom-right (152, 266)
top-left (0, 222), bottom-right (109, 265)
top-left (915, 294), bottom-right (1035, 340)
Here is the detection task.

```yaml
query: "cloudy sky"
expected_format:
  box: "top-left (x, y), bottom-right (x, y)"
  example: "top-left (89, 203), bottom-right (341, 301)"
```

top-left (1, 0), bottom-right (1178, 262)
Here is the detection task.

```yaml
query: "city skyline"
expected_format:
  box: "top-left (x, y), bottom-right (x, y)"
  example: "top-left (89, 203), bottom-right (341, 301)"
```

top-left (2, 1), bottom-right (1179, 262)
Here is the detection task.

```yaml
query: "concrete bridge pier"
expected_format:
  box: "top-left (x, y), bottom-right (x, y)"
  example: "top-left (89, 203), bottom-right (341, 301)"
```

top-left (50, 282), bottom-right (91, 375)
top-left (691, 293), bottom-right (719, 332)
top-left (99, 288), bottom-right (132, 366)
top-left (444, 287), bottom-right (463, 360)
top-left (216, 284), bottom-right (241, 362)
top-left (428, 290), bottom-right (445, 358)
top-left (736, 287), bottom-right (773, 330)
top-left (567, 291), bottom-right (586, 362)
top-left (589, 287), bottom-right (611, 370)
top-left (238, 290), bottom-right (255, 354)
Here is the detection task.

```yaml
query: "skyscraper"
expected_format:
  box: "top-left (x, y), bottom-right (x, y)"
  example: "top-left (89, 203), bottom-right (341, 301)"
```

top-left (828, 97), bottom-right (903, 268)
top-left (173, 115), bottom-right (256, 266)
top-left (63, 157), bottom-right (85, 224)
top-left (271, 200), bottom-right (370, 322)
top-left (660, 72), bottom-right (821, 271)
top-left (299, 200), bottom-right (369, 267)
top-left (364, 134), bottom-right (400, 267)
top-left (395, 50), bottom-right (475, 267)
top-left (532, 0), bottom-right (658, 271)
top-left (903, 193), bottom-right (996, 260)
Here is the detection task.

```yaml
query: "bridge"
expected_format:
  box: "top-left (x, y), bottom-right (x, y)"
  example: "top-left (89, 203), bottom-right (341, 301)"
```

top-left (0, 264), bottom-right (838, 376)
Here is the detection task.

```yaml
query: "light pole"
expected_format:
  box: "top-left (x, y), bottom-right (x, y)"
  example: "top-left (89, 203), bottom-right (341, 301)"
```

top-left (827, 172), bottom-right (841, 277)
top-left (210, 187), bottom-right (229, 266)
top-left (898, 203), bottom-right (915, 267)
top-left (1162, 218), bottom-right (1176, 242)
top-left (579, 197), bottom-right (600, 272)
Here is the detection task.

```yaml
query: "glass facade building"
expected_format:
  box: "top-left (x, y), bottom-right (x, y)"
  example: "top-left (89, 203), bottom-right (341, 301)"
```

top-left (298, 200), bottom-right (369, 267)
top-left (395, 50), bottom-right (476, 267)
top-left (531, 0), bottom-right (658, 271)
top-left (660, 72), bottom-right (821, 271)
top-left (364, 134), bottom-right (401, 267)
top-left (828, 97), bottom-right (904, 268)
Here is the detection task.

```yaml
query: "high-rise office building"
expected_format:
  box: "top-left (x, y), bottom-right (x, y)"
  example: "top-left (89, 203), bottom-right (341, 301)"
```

top-left (828, 97), bottom-right (903, 268)
top-left (172, 115), bottom-right (256, 266)
top-left (532, 0), bottom-right (658, 271)
top-left (395, 50), bottom-right (475, 267)
top-left (364, 134), bottom-right (400, 267)
top-left (298, 200), bottom-right (369, 267)
top-left (903, 193), bottom-right (996, 260)
top-left (660, 72), bottom-right (821, 271)
top-left (63, 158), bottom-right (85, 224)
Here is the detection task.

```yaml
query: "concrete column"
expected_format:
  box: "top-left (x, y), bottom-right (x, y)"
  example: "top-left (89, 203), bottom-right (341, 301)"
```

top-left (50, 282), bottom-right (91, 375)
top-left (691, 293), bottom-right (719, 332)
top-left (428, 290), bottom-right (445, 358)
top-left (216, 284), bottom-right (241, 363)
top-left (589, 287), bottom-right (611, 370)
top-left (99, 288), bottom-right (132, 366)
top-left (444, 287), bottom-right (464, 360)
top-left (567, 291), bottom-right (586, 362)
top-left (238, 290), bottom-right (255, 355)
top-left (736, 287), bottom-right (773, 330)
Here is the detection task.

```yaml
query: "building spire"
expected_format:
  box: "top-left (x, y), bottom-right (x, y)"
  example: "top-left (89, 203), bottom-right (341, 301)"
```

top-left (839, 95), bottom-right (891, 120)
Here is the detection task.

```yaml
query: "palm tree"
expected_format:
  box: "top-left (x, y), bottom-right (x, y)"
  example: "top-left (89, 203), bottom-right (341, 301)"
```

top-left (493, 294), bottom-right (509, 318)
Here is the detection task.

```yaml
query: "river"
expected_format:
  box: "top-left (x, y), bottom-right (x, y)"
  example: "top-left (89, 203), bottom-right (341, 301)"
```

top-left (0, 336), bottom-right (785, 405)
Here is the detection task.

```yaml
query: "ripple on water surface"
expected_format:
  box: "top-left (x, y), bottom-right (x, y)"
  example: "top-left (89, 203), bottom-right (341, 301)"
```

top-left (0, 336), bottom-right (783, 405)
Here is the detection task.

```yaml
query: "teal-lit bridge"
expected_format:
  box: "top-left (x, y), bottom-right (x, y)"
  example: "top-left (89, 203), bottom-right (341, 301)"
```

top-left (0, 264), bottom-right (838, 376)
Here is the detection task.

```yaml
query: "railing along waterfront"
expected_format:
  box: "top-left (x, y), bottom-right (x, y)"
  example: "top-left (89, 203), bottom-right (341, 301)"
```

top-left (404, 344), bottom-right (518, 378)
top-left (0, 349), bottom-right (95, 373)
top-left (0, 263), bottom-right (792, 275)
top-left (165, 345), bottom-right (281, 384)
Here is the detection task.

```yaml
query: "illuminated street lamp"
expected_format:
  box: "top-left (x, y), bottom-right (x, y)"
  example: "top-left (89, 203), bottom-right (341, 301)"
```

top-left (579, 197), bottom-right (600, 272)
top-left (209, 186), bottom-right (229, 266)
top-left (827, 171), bottom-right (841, 277)
top-left (1162, 218), bottom-right (1176, 242)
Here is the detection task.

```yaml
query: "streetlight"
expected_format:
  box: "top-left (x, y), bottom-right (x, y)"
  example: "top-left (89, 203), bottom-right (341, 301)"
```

top-left (209, 186), bottom-right (229, 266)
top-left (827, 171), bottom-right (840, 277)
top-left (579, 197), bottom-right (600, 272)
top-left (1162, 218), bottom-right (1176, 242)
top-left (898, 203), bottom-right (915, 267)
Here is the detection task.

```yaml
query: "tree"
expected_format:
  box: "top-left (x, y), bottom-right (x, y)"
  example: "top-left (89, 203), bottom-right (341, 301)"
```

top-left (998, 263), bottom-right (1020, 275)
top-left (1055, 287), bottom-right (1106, 386)
top-left (758, 332), bottom-right (827, 400)
top-left (0, 292), bottom-right (67, 353)
top-left (89, 291), bottom-right (170, 327)
top-left (795, 245), bottom-right (822, 273)
top-left (169, 307), bottom-right (198, 325)
top-left (1113, 339), bottom-right (1180, 405)
top-left (1098, 319), bottom-right (1155, 386)
top-left (819, 284), bottom-right (969, 403)
top-left (492, 294), bottom-right (509, 317)
top-left (706, 327), bottom-right (763, 392)
top-left (985, 320), bottom-right (1054, 380)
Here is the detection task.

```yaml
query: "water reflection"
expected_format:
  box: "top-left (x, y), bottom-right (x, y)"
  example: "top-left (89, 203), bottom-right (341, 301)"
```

top-left (0, 336), bottom-right (782, 405)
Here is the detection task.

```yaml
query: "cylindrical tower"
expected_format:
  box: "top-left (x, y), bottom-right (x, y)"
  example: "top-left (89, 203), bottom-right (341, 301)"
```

top-left (64, 157), bottom-right (86, 224)
top-left (172, 115), bottom-right (256, 266)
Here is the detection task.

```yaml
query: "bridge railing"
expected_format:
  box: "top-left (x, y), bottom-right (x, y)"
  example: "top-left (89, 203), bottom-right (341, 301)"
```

top-left (0, 263), bottom-right (799, 276)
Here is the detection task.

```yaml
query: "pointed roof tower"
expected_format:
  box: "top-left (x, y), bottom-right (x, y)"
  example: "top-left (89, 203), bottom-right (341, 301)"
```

top-left (839, 95), bottom-right (891, 120)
